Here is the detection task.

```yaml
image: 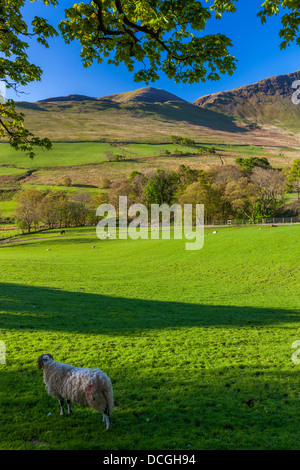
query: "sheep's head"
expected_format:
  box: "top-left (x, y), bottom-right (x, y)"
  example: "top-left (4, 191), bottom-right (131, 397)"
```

top-left (37, 354), bottom-right (54, 369)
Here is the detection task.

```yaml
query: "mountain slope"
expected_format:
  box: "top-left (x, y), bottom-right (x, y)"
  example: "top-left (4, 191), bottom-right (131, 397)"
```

top-left (14, 87), bottom-right (245, 144)
top-left (193, 70), bottom-right (300, 132)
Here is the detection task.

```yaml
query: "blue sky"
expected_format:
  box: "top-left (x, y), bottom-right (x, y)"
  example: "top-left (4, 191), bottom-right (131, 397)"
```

top-left (6, 0), bottom-right (300, 103)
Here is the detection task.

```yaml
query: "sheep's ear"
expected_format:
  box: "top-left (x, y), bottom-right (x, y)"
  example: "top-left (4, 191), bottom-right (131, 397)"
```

top-left (37, 355), bottom-right (43, 369)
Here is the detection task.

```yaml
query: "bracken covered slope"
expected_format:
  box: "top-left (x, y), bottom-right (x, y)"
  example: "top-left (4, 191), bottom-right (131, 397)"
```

top-left (193, 70), bottom-right (300, 132)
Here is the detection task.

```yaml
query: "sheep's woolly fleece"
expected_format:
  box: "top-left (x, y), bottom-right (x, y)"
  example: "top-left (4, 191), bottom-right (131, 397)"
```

top-left (38, 355), bottom-right (114, 413)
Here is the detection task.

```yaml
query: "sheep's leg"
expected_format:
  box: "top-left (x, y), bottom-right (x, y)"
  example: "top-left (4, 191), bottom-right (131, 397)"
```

top-left (67, 399), bottom-right (73, 414)
top-left (103, 406), bottom-right (111, 429)
top-left (59, 399), bottom-right (64, 416)
top-left (102, 413), bottom-right (110, 425)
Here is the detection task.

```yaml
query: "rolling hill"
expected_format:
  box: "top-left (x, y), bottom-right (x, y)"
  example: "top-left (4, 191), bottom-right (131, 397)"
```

top-left (193, 70), bottom-right (300, 133)
top-left (12, 78), bottom-right (300, 150)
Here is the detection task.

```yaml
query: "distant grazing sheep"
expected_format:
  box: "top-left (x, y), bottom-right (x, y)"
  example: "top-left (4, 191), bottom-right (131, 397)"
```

top-left (37, 354), bottom-right (114, 429)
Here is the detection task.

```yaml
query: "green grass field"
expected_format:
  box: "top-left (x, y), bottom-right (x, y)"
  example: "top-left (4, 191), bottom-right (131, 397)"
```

top-left (0, 225), bottom-right (299, 450)
top-left (0, 141), bottom-right (292, 172)
top-left (0, 199), bottom-right (19, 218)
top-left (0, 142), bottom-right (116, 168)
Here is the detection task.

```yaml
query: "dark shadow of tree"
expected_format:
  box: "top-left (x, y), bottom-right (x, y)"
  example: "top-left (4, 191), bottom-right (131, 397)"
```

top-left (0, 282), bottom-right (299, 335)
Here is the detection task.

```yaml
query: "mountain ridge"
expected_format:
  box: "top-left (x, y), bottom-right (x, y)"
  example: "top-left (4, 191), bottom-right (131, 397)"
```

top-left (11, 70), bottom-right (300, 147)
top-left (36, 87), bottom-right (186, 105)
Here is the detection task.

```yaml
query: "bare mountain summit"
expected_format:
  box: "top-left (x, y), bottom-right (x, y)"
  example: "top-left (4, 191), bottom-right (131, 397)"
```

top-left (100, 86), bottom-right (186, 103)
top-left (193, 70), bottom-right (300, 131)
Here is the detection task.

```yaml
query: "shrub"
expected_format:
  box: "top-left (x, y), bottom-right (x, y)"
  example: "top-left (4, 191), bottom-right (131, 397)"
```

top-left (198, 146), bottom-right (216, 155)
top-left (99, 177), bottom-right (111, 189)
top-left (61, 176), bottom-right (72, 187)
top-left (169, 135), bottom-right (196, 147)
top-left (235, 157), bottom-right (270, 171)
top-left (104, 150), bottom-right (126, 162)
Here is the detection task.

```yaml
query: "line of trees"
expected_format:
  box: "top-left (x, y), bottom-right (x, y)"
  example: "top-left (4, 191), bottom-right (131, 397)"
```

top-left (12, 158), bottom-right (300, 233)
top-left (14, 190), bottom-right (99, 233)
top-left (102, 159), bottom-right (299, 224)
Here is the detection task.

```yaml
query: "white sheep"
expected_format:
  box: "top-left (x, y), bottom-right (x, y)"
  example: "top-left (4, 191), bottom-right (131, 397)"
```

top-left (37, 354), bottom-right (114, 429)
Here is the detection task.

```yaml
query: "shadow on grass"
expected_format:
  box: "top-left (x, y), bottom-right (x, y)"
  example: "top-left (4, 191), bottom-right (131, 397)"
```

top-left (0, 362), bottom-right (299, 450)
top-left (1, 234), bottom-right (99, 247)
top-left (0, 282), bottom-right (299, 335)
top-left (123, 101), bottom-right (247, 134)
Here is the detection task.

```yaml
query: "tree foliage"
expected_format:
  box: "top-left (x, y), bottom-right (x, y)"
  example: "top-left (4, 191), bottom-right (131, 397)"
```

top-left (59, 0), bottom-right (238, 85)
top-left (179, 180), bottom-right (223, 223)
top-left (15, 188), bottom-right (95, 232)
top-left (143, 169), bottom-right (179, 205)
top-left (257, 0), bottom-right (300, 49)
top-left (287, 158), bottom-right (300, 199)
top-left (235, 157), bottom-right (270, 171)
top-left (224, 178), bottom-right (259, 222)
top-left (0, 0), bottom-right (58, 157)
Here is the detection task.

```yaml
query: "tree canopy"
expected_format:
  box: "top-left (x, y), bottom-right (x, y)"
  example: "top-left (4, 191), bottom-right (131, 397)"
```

top-left (1, 0), bottom-right (300, 157)
top-left (59, 0), bottom-right (238, 85)
top-left (0, 0), bottom-right (58, 157)
top-left (257, 0), bottom-right (300, 49)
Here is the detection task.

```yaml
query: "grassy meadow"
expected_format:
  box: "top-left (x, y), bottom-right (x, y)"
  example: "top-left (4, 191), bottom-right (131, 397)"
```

top-left (0, 224), bottom-right (299, 450)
